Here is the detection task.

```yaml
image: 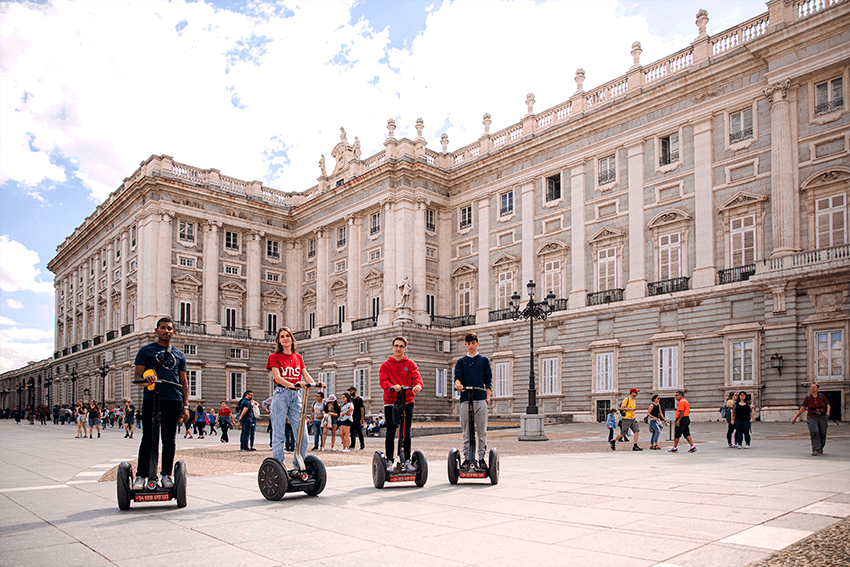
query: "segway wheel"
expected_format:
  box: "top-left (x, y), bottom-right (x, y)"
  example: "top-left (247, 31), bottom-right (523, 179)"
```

top-left (117, 461), bottom-right (132, 510)
top-left (447, 448), bottom-right (460, 485)
top-left (258, 458), bottom-right (288, 501)
top-left (303, 455), bottom-right (326, 496)
top-left (412, 449), bottom-right (428, 487)
top-left (174, 460), bottom-right (188, 508)
top-left (488, 448), bottom-right (499, 485)
top-left (372, 451), bottom-right (387, 489)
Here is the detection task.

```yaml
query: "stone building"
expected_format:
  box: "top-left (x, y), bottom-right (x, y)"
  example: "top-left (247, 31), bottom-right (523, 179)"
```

top-left (3, 1), bottom-right (849, 423)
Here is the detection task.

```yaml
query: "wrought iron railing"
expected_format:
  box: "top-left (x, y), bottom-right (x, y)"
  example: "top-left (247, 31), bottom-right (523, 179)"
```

top-left (587, 289), bottom-right (624, 306)
top-left (71, 344), bottom-right (80, 353)
top-left (176, 322), bottom-right (206, 336)
top-left (488, 308), bottom-right (512, 322)
top-left (729, 127), bottom-right (753, 144)
top-left (92, 335), bottom-right (102, 346)
top-left (319, 324), bottom-right (341, 337)
top-left (120, 324), bottom-right (134, 336)
top-left (222, 326), bottom-right (249, 340)
top-left (598, 170), bottom-right (616, 185)
top-left (430, 315), bottom-right (475, 329)
top-left (659, 150), bottom-right (679, 166)
top-left (648, 277), bottom-right (690, 296)
top-left (718, 264), bottom-right (756, 284)
top-left (351, 317), bottom-right (377, 331)
top-left (815, 98), bottom-right (843, 116)
top-left (106, 330), bottom-right (118, 341)
top-left (550, 298), bottom-right (568, 312)
top-left (54, 351), bottom-right (61, 360)
top-left (62, 348), bottom-right (69, 356)
top-left (81, 340), bottom-right (91, 350)
top-left (292, 330), bottom-right (312, 341)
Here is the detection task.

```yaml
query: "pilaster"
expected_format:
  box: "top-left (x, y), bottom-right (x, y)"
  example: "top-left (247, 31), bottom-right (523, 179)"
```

top-left (202, 221), bottom-right (221, 335)
top-left (119, 230), bottom-right (129, 326)
top-left (380, 200), bottom-right (396, 326)
top-left (692, 115), bottom-right (717, 288)
top-left (521, 179), bottom-right (536, 295)
top-left (413, 199), bottom-right (429, 325)
top-left (765, 79), bottom-right (800, 257)
top-left (157, 212), bottom-right (173, 318)
top-left (569, 162), bottom-right (588, 307)
top-left (247, 230), bottom-right (264, 339)
top-left (346, 215), bottom-right (362, 321)
top-left (316, 227), bottom-right (330, 327)
top-left (625, 140), bottom-right (647, 300)
top-left (476, 196), bottom-right (491, 324)
top-left (286, 240), bottom-right (302, 331)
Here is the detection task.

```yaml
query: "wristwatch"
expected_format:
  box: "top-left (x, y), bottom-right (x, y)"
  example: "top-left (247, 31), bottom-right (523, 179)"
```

top-left (183, 405), bottom-right (190, 409)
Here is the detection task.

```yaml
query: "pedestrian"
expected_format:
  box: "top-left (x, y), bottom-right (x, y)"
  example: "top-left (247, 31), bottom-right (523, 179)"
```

top-left (123, 399), bottom-right (135, 438)
top-left (75, 402), bottom-right (86, 437)
top-left (611, 388), bottom-right (643, 451)
top-left (52, 404), bottom-right (60, 425)
top-left (791, 383), bottom-right (831, 456)
top-left (322, 394), bottom-right (340, 451)
top-left (217, 401), bottom-right (232, 443)
top-left (646, 394), bottom-right (667, 450)
top-left (606, 408), bottom-right (617, 443)
top-left (378, 336), bottom-right (424, 469)
top-left (236, 390), bottom-right (256, 451)
top-left (132, 317), bottom-right (190, 490)
top-left (453, 332), bottom-right (492, 468)
top-left (669, 390), bottom-right (696, 453)
top-left (311, 391), bottom-right (324, 450)
top-left (338, 392), bottom-right (353, 453)
top-left (265, 326), bottom-right (321, 467)
top-left (260, 396), bottom-right (274, 448)
top-left (208, 409), bottom-right (217, 436)
top-left (731, 391), bottom-right (755, 449)
top-left (194, 404), bottom-right (206, 438)
top-left (87, 400), bottom-right (102, 438)
top-left (724, 391), bottom-right (737, 447)
top-left (348, 386), bottom-right (365, 451)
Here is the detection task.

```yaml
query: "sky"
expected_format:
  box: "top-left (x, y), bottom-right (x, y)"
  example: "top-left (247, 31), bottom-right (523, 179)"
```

top-left (0, 0), bottom-right (771, 372)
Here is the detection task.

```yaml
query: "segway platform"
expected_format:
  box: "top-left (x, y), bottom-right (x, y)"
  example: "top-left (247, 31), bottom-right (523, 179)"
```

top-left (447, 386), bottom-right (499, 485)
top-left (371, 386), bottom-right (428, 488)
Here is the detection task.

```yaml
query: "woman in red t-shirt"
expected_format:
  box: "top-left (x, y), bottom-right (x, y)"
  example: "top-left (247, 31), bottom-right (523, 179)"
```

top-left (266, 327), bottom-right (320, 467)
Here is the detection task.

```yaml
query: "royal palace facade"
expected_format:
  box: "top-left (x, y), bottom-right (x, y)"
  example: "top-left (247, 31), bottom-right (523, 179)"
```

top-left (3, 1), bottom-right (849, 423)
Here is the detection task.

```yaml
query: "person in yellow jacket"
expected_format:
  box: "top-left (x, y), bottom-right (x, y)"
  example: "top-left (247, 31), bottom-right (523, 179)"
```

top-left (610, 388), bottom-right (643, 451)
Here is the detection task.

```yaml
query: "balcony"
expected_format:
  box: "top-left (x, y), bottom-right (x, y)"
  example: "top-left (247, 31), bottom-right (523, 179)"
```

top-left (587, 289), bottom-right (624, 306)
top-left (222, 326), bottom-right (249, 340)
top-left (815, 98), bottom-right (843, 116)
top-left (176, 322), bottom-right (206, 336)
top-left (648, 277), bottom-right (690, 296)
top-left (729, 127), bottom-right (753, 144)
top-left (489, 308), bottom-right (513, 322)
top-left (71, 344), bottom-right (80, 353)
top-left (550, 298), bottom-right (568, 312)
top-left (659, 151), bottom-right (679, 166)
top-left (598, 170), bottom-right (616, 185)
top-left (351, 317), bottom-right (377, 331)
top-left (106, 330), bottom-right (118, 341)
top-left (719, 264), bottom-right (755, 284)
top-left (500, 206), bottom-right (513, 217)
top-left (319, 324), bottom-right (342, 337)
top-left (768, 244), bottom-right (849, 271)
top-left (292, 330), bottom-right (311, 341)
top-left (92, 335), bottom-right (103, 346)
top-left (431, 315), bottom-right (475, 329)
top-left (54, 351), bottom-right (60, 360)
top-left (120, 324), bottom-right (134, 336)
top-left (62, 348), bottom-right (69, 356)
top-left (81, 340), bottom-right (91, 350)
top-left (265, 332), bottom-right (277, 342)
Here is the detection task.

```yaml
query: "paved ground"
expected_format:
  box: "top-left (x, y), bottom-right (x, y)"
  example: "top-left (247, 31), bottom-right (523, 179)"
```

top-left (1, 419), bottom-right (848, 566)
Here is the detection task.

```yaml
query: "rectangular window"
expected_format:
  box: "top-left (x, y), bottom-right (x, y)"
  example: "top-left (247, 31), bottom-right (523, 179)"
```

top-left (460, 206), bottom-right (473, 230)
top-left (816, 194), bottom-right (846, 249)
top-left (354, 368), bottom-right (368, 398)
top-left (359, 341), bottom-right (368, 354)
top-left (369, 249), bottom-right (382, 262)
top-left (543, 259), bottom-right (561, 298)
top-left (114, 269), bottom-right (121, 281)
top-left (228, 372), bottom-right (245, 401)
top-left (729, 108), bottom-right (753, 144)
top-left (659, 233), bottom-right (681, 280)
top-left (425, 209), bottom-right (436, 232)
top-left (336, 260), bottom-right (347, 272)
top-left (731, 215), bottom-right (756, 267)
top-left (225, 231), bottom-right (239, 251)
top-left (457, 280), bottom-right (472, 316)
top-left (541, 357), bottom-right (558, 395)
top-left (817, 330), bottom-right (844, 380)
top-left (266, 272), bottom-right (280, 282)
top-left (815, 77), bottom-right (843, 115)
top-left (319, 371), bottom-right (335, 398)
top-left (596, 353), bottom-right (614, 392)
top-left (426, 293), bottom-right (435, 317)
top-left (100, 277), bottom-right (107, 290)
top-left (225, 307), bottom-right (237, 329)
top-left (267, 313), bottom-right (277, 334)
top-left (598, 247), bottom-right (617, 291)
top-left (494, 362), bottom-right (510, 398)
top-left (337, 226), bottom-right (346, 247)
top-left (224, 264), bottom-right (240, 276)
top-left (183, 344), bottom-right (197, 356)
top-left (178, 257), bottom-right (195, 268)
top-left (179, 301), bottom-right (191, 324)
top-left (436, 368), bottom-right (448, 398)
top-left (305, 270), bottom-right (316, 282)
top-left (179, 221), bottom-right (195, 242)
top-left (267, 240), bottom-right (280, 259)
top-left (370, 212), bottom-right (381, 235)
top-left (500, 190), bottom-right (514, 216)
top-left (426, 247), bottom-right (437, 259)
top-left (229, 348), bottom-right (249, 359)
top-left (338, 304), bottom-right (346, 324)
top-left (307, 239), bottom-right (316, 258)
top-left (598, 155), bottom-right (616, 185)
top-left (658, 346), bottom-right (679, 389)
top-left (308, 311), bottom-right (315, 331)
top-left (660, 133), bottom-right (679, 166)
top-left (497, 271), bottom-right (513, 310)
top-left (187, 370), bottom-right (201, 399)
top-left (731, 340), bottom-right (754, 384)
top-left (546, 175), bottom-right (561, 202)
top-left (131, 226), bottom-right (136, 248)
top-left (371, 296), bottom-right (380, 318)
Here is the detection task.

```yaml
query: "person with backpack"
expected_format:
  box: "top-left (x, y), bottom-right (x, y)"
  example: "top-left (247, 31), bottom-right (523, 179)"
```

top-left (792, 383), bottom-right (831, 456)
top-left (236, 390), bottom-right (257, 451)
top-left (194, 404), bottom-right (206, 438)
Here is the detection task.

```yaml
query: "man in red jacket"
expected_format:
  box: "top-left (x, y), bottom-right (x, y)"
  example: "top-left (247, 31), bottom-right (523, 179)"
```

top-left (379, 336), bottom-right (423, 468)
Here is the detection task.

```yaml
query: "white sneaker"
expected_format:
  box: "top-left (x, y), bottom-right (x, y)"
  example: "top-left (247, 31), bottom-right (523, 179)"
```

top-left (743, 444), bottom-right (750, 449)
top-left (331, 447), bottom-right (338, 452)
top-left (160, 475), bottom-right (174, 489)
top-left (341, 448), bottom-right (350, 453)
top-left (132, 477), bottom-right (145, 490)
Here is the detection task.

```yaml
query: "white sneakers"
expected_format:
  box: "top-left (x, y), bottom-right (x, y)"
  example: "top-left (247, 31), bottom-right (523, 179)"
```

top-left (132, 477), bottom-right (145, 490)
top-left (341, 448), bottom-right (350, 453)
top-left (161, 475), bottom-right (174, 489)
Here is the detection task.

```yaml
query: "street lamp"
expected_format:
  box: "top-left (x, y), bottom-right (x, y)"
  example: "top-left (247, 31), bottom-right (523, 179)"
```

top-left (83, 387), bottom-right (91, 401)
top-left (98, 361), bottom-right (109, 405)
top-left (70, 368), bottom-right (78, 403)
top-left (44, 376), bottom-right (53, 409)
top-left (27, 378), bottom-right (35, 408)
top-left (16, 381), bottom-right (23, 409)
top-left (510, 280), bottom-right (555, 441)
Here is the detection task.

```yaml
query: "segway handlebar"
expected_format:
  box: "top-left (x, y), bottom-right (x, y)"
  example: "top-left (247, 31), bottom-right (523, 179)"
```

top-left (277, 381), bottom-right (324, 390)
top-left (132, 378), bottom-right (181, 388)
top-left (456, 386), bottom-right (489, 392)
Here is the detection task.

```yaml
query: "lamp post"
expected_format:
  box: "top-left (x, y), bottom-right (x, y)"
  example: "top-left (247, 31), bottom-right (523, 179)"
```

top-left (16, 381), bottom-right (23, 409)
top-left (44, 376), bottom-right (53, 409)
top-left (510, 280), bottom-right (555, 441)
top-left (98, 361), bottom-right (109, 405)
top-left (27, 378), bottom-right (35, 408)
top-left (70, 368), bottom-right (78, 404)
top-left (83, 387), bottom-right (91, 401)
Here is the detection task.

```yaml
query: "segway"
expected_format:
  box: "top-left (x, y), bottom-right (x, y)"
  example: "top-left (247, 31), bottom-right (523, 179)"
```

top-left (372, 386), bottom-right (428, 488)
top-left (258, 382), bottom-right (327, 500)
top-left (117, 372), bottom-right (187, 510)
top-left (447, 386), bottom-right (499, 485)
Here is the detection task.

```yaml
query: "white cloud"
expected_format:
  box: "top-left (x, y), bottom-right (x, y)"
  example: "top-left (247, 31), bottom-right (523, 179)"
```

top-left (6, 299), bottom-right (23, 309)
top-left (0, 338), bottom-right (54, 373)
top-left (0, 235), bottom-right (54, 293)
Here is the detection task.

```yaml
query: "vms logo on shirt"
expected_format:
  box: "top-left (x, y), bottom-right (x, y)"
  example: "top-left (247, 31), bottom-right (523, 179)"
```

top-left (280, 367), bottom-right (301, 378)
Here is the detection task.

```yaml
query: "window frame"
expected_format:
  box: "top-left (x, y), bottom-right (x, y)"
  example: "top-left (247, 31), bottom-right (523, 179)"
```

top-left (598, 155), bottom-right (616, 187)
top-left (499, 190), bottom-right (514, 217)
top-left (187, 369), bottom-right (202, 400)
top-left (815, 193), bottom-right (847, 249)
top-left (178, 221), bottom-right (195, 243)
top-left (493, 360), bottom-right (511, 399)
top-left (459, 205), bottom-right (473, 231)
top-left (228, 372), bottom-right (245, 401)
top-left (224, 230), bottom-right (240, 252)
top-left (267, 239), bottom-right (280, 259)
top-left (436, 368), bottom-right (449, 398)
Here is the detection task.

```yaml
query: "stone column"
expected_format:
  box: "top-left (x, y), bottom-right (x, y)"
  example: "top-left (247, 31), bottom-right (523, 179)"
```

top-left (54, 281), bottom-right (61, 351)
top-left (346, 215), bottom-right (362, 322)
top-left (392, 198), bottom-right (415, 325)
top-left (119, 230), bottom-right (129, 326)
top-left (92, 253), bottom-right (101, 337)
top-left (202, 221), bottom-right (221, 336)
top-left (765, 79), bottom-right (800, 257)
top-left (81, 261), bottom-right (89, 341)
top-left (105, 243), bottom-right (115, 333)
top-left (381, 201), bottom-right (396, 326)
top-left (70, 269), bottom-right (78, 344)
top-left (691, 115), bottom-right (717, 288)
top-left (63, 278), bottom-right (70, 347)
top-left (157, 212), bottom-right (173, 318)
top-left (286, 240), bottom-right (302, 330)
top-left (316, 228), bottom-right (330, 327)
top-left (625, 140), bottom-right (647, 300)
top-left (438, 209), bottom-right (452, 317)
top-left (413, 200), bottom-right (429, 325)
top-left (521, 180), bottom-right (536, 294)
top-left (475, 195), bottom-right (491, 324)
top-left (247, 229), bottom-right (263, 339)
top-left (569, 163), bottom-right (588, 307)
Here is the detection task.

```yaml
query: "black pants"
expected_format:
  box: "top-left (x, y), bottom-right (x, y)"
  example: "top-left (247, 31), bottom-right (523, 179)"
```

top-left (726, 421), bottom-right (735, 445)
top-left (220, 421), bottom-right (230, 442)
top-left (350, 420), bottom-right (364, 449)
top-left (384, 403), bottom-right (413, 461)
top-left (136, 399), bottom-right (181, 479)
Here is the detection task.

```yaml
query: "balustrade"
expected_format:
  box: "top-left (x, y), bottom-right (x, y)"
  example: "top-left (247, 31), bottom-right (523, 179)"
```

top-left (221, 326), bottom-right (249, 340)
top-left (718, 264), bottom-right (756, 284)
top-left (292, 330), bottom-right (311, 341)
top-left (319, 324), bottom-right (342, 337)
top-left (488, 308), bottom-right (512, 322)
top-left (176, 322), bottom-right (206, 336)
top-left (769, 244), bottom-right (850, 270)
top-left (351, 317), bottom-right (377, 331)
top-left (430, 315), bottom-right (475, 329)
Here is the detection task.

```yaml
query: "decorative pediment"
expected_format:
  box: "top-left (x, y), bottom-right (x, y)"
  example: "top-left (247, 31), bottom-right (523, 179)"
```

top-left (363, 268), bottom-right (383, 285)
top-left (647, 209), bottom-right (692, 229)
top-left (536, 240), bottom-right (568, 256)
top-left (301, 287), bottom-right (316, 301)
top-left (451, 262), bottom-right (478, 277)
top-left (330, 279), bottom-right (347, 291)
top-left (125, 276), bottom-right (137, 290)
top-left (219, 281), bottom-right (246, 294)
top-left (801, 167), bottom-right (850, 191)
top-left (588, 226), bottom-right (624, 244)
top-left (262, 288), bottom-right (287, 302)
top-left (491, 253), bottom-right (518, 268)
top-left (718, 190), bottom-right (768, 212)
top-left (172, 274), bottom-right (200, 292)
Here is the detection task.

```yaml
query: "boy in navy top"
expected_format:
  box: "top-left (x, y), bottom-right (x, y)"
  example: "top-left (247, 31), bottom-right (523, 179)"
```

top-left (454, 332), bottom-right (492, 469)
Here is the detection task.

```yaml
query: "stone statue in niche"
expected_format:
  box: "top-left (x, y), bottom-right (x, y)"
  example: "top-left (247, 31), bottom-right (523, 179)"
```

top-left (397, 275), bottom-right (411, 308)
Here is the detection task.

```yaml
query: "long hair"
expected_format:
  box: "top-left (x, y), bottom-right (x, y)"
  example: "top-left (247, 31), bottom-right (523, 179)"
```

top-left (275, 327), bottom-right (298, 354)
top-left (738, 391), bottom-right (749, 403)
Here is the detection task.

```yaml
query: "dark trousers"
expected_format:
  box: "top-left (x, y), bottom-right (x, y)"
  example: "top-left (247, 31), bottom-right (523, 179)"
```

top-left (285, 420), bottom-right (295, 450)
top-left (220, 421), bottom-right (230, 442)
top-left (384, 403), bottom-right (413, 461)
top-left (726, 421), bottom-right (735, 445)
top-left (136, 399), bottom-right (181, 479)
top-left (807, 415), bottom-right (828, 452)
top-left (735, 421), bottom-right (751, 446)
top-left (350, 421), bottom-right (364, 449)
top-left (240, 420), bottom-right (255, 450)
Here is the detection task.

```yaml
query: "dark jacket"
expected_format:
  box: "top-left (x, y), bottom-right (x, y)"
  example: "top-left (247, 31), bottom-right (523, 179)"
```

top-left (453, 354), bottom-right (492, 402)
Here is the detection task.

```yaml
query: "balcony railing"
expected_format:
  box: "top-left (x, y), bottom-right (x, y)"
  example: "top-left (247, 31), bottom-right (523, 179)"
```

top-left (265, 332), bottom-right (277, 342)
top-left (54, 351), bottom-right (60, 360)
top-left (222, 326), bottom-right (249, 340)
top-left (815, 98), bottom-right (843, 116)
top-left (718, 264), bottom-right (756, 284)
top-left (292, 330), bottom-right (311, 341)
top-left (500, 206), bottom-right (513, 217)
top-left (768, 244), bottom-right (849, 271)
top-left (319, 324), bottom-right (342, 337)
top-left (176, 322), bottom-right (206, 336)
top-left (81, 340), bottom-right (91, 350)
top-left (106, 330), bottom-right (118, 341)
top-left (71, 344), bottom-right (80, 353)
top-left (92, 335), bottom-right (103, 346)
top-left (587, 289), bottom-right (624, 306)
top-left (598, 170), bottom-right (616, 185)
top-left (648, 277), bottom-right (690, 296)
top-left (489, 308), bottom-right (512, 322)
top-left (431, 315), bottom-right (475, 329)
top-left (550, 298), bottom-right (568, 312)
top-left (62, 348), bottom-right (69, 356)
top-left (351, 317), bottom-right (377, 331)
top-left (659, 151), bottom-right (679, 166)
top-left (729, 127), bottom-right (753, 144)
top-left (120, 324), bottom-right (134, 336)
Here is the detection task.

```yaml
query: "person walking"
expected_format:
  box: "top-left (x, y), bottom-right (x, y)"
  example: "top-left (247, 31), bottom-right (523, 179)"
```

top-left (724, 392), bottom-right (737, 447)
top-left (731, 391), bottom-right (754, 449)
top-left (348, 386), bottom-right (365, 451)
top-left (379, 336), bottom-right (424, 469)
top-left (208, 408), bottom-right (218, 436)
top-left (194, 404), bottom-right (206, 439)
top-left (606, 408), bottom-right (618, 443)
top-left (611, 388), bottom-right (643, 451)
top-left (322, 394), bottom-right (340, 451)
top-left (669, 390), bottom-right (696, 453)
top-left (338, 392), bottom-right (353, 453)
top-left (646, 394), bottom-right (667, 450)
top-left (75, 402), bottom-right (86, 438)
top-left (454, 332), bottom-right (492, 468)
top-left (792, 383), bottom-right (831, 456)
top-left (236, 390), bottom-right (256, 451)
top-left (311, 391), bottom-right (324, 450)
top-left (217, 401), bottom-right (232, 443)
top-left (87, 400), bottom-right (101, 438)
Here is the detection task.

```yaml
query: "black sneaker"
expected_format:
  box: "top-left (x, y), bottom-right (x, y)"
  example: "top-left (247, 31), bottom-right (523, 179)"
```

top-left (478, 459), bottom-right (487, 469)
top-left (609, 440), bottom-right (616, 451)
top-left (632, 445), bottom-right (643, 451)
top-left (461, 459), bottom-right (471, 468)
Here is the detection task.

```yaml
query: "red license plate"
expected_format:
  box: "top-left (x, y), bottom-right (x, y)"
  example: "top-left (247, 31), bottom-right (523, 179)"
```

top-left (459, 472), bottom-right (486, 478)
top-left (134, 493), bottom-right (170, 502)
top-left (388, 475), bottom-right (416, 482)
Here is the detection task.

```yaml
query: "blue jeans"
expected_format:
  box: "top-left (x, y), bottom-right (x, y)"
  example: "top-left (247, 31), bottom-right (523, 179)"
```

top-left (240, 420), bottom-right (255, 450)
top-left (735, 421), bottom-right (751, 446)
top-left (650, 420), bottom-right (662, 445)
top-left (312, 419), bottom-right (322, 448)
top-left (272, 388), bottom-right (308, 467)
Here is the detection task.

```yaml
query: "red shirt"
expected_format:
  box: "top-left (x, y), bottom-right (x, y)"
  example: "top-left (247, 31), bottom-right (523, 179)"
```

top-left (218, 406), bottom-right (232, 419)
top-left (267, 352), bottom-right (306, 386)
top-left (379, 356), bottom-right (424, 405)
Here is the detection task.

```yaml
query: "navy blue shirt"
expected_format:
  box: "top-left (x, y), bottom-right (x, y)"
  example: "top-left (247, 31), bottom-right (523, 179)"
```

top-left (454, 354), bottom-right (492, 402)
top-left (237, 397), bottom-right (255, 424)
top-left (134, 342), bottom-right (187, 402)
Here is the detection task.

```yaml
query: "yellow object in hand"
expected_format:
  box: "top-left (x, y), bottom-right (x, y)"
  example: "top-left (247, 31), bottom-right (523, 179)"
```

top-left (143, 369), bottom-right (157, 391)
